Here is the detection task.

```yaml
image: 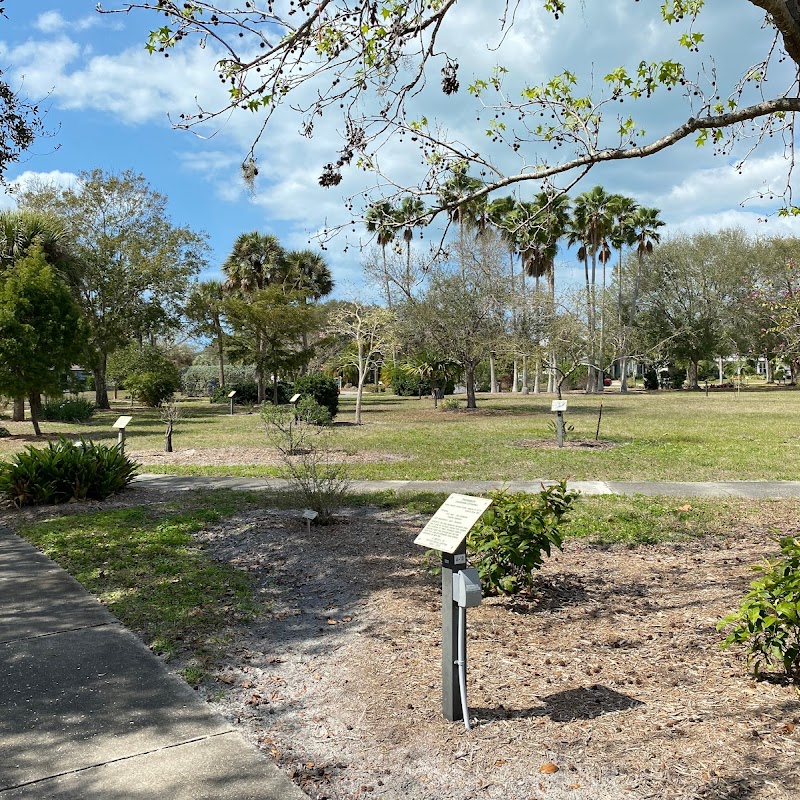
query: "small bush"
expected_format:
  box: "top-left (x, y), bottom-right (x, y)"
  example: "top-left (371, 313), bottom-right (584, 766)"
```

top-left (385, 365), bottom-right (431, 397)
top-left (467, 483), bottom-right (575, 595)
top-left (126, 370), bottom-right (180, 408)
top-left (441, 398), bottom-right (461, 411)
top-left (294, 373), bottom-right (339, 418)
top-left (0, 427), bottom-right (10, 437)
top-left (297, 396), bottom-right (332, 426)
top-left (41, 397), bottom-right (95, 422)
top-left (718, 535), bottom-right (800, 683)
top-left (0, 438), bottom-right (140, 507)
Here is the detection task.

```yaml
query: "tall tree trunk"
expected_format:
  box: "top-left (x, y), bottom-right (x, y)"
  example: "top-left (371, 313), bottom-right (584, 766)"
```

top-left (584, 255), bottom-right (597, 395)
top-left (718, 356), bottom-right (724, 384)
top-left (465, 363), bottom-right (477, 409)
top-left (521, 354), bottom-right (529, 393)
top-left (12, 396), bottom-right (24, 421)
top-left (94, 355), bottom-right (110, 410)
top-left (533, 356), bottom-right (541, 394)
top-left (215, 320), bottom-right (226, 388)
top-left (489, 354), bottom-right (498, 393)
top-left (164, 422), bottom-right (173, 452)
top-left (620, 355), bottom-right (629, 393)
top-left (28, 392), bottom-right (41, 436)
top-left (688, 360), bottom-right (699, 390)
top-left (597, 255), bottom-right (607, 392)
top-left (765, 356), bottom-right (773, 384)
top-left (511, 361), bottom-right (518, 392)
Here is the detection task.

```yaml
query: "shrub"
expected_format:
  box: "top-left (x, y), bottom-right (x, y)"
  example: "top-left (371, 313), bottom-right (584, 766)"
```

top-left (0, 427), bottom-right (9, 437)
top-left (718, 535), bottom-right (800, 683)
top-left (441, 397), bottom-right (461, 411)
top-left (261, 403), bottom-right (349, 522)
top-left (384, 364), bottom-right (431, 397)
top-left (643, 369), bottom-right (659, 390)
top-left (294, 373), bottom-right (339, 418)
top-left (0, 438), bottom-right (139, 507)
top-left (467, 483), bottom-right (575, 595)
top-left (181, 365), bottom-right (257, 397)
top-left (126, 370), bottom-right (180, 408)
top-left (297, 396), bottom-right (332, 426)
top-left (41, 397), bottom-right (95, 422)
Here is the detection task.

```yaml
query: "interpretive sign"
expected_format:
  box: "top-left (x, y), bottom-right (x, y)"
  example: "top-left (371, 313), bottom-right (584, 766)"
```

top-left (289, 393), bottom-right (302, 404)
top-left (551, 400), bottom-right (567, 412)
top-left (413, 494), bottom-right (493, 554)
top-left (112, 416), bottom-right (132, 429)
top-left (228, 390), bottom-right (237, 399)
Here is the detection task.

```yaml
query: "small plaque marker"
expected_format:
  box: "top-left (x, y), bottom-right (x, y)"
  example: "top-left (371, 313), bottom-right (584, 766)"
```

top-left (112, 416), bottom-right (132, 429)
top-left (227, 390), bottom-right (237, 399)
top-left (413, 494), bottom-right (493, 554)
top-left (289, 393), bottom-right (302, 404)
top-left (551, 400), bottom-right (567, 412)
top-left (302, 508), bottom-right (319, 533)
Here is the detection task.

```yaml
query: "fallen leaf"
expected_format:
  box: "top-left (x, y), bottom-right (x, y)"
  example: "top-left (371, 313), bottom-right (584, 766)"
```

top-left (677, 504), bottom-right (692, 512)
top-left (539, 763), bottom-right (559, 774)
top-left (326, 618), bottom-right (339, 625)
top-left (781, 723), bottom-right (796, 734)
top-left (494, 759), bottom-right (506, 766)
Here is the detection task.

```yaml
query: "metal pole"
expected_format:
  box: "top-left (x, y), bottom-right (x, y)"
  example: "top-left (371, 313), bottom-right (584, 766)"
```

top-left (441, 541), bottom-right (466, 722)
top-left (230, 397), bottom-right (235, 416)
top-left (556, 411), bottom-right (564, 448)
top-left (117, 429), bottom-right (125, 454)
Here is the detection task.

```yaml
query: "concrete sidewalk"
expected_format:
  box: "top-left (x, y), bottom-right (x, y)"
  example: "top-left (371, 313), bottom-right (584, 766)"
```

top-left (0, 527), bottom-right (307, 800)
top-left (133, 473), bottom-right (800, 499)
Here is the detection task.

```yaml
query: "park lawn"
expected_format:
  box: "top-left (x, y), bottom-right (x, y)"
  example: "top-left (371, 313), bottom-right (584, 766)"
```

top-left (3, 387), bottom-right (800, 481)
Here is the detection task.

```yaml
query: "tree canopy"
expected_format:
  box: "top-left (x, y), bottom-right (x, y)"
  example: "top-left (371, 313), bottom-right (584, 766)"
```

top-left (101, 1), bottom-right (800, 229)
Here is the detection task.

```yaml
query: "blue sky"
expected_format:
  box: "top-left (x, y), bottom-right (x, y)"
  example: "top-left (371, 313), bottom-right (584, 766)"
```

top-left (2, 2), bottom-right (800, 295)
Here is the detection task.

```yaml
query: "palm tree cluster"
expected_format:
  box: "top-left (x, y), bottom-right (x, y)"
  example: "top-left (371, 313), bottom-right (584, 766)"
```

top-left (187, 232), bottom-right (333, 402)
top-left (366, 165), bottom-right (666, 395)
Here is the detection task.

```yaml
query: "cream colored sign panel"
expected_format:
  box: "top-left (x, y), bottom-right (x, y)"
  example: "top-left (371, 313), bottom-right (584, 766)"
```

top-left (413, 494), bottom-right (493, 553)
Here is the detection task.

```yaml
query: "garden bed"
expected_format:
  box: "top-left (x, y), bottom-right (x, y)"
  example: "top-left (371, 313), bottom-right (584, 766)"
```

top-left (180, 506), bottom-right (800, 800)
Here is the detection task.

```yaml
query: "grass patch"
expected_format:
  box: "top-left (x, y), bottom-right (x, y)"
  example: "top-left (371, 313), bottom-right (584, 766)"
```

top-left (563, 495), bottom-right (799, 545)
top-left (17, 497), bottom-right (257, 659)
top-left (1, 388), bottom-right (793, 482)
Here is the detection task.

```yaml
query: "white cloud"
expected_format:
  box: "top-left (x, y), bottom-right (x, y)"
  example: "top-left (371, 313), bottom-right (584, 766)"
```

top-left (35, 10), bottom-right (105, 34)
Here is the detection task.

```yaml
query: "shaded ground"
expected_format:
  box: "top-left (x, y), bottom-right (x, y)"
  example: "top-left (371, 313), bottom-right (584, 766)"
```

top-left (184, 507), bottom-right (800, 800)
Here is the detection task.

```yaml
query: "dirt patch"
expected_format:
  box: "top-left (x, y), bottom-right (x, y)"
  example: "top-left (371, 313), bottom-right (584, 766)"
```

top-left (128, 447), bottom-right (407, 467)
top-left (183, 508), bottom-right (800, 800)
top-left (514, 438), bottom-right (618, 450)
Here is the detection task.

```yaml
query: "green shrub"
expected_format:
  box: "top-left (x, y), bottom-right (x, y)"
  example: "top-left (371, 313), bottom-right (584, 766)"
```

top-left (297, 396), bottom-right (332, 426)
top-left (467, 483), bottom-right (575, 595)
top-left (181, 365), bottom-right (256, 397)
top-left (41, 397), bottom-right (95, 422)
top-left (441, 397), bottom-right (461, 411)
top-left (0, 438), bottom-right (140, 507)
top-left (294, 373), bottom-right (339, 418)
top-left (718, 535), bottom-right (800, 683)
top-left (126, 370), bottom-right (180, 408)
top-left (643, 369), bottom-right (659, 390)
top-left (0, 426), bottom-right (9, 437)
top-left (385, 364), bottom-right (431, 396)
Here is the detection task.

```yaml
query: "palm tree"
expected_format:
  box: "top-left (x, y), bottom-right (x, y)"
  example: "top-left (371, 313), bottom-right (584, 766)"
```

top-left (485, 196), bottom-right (519, 392)
top-left (620, 206), bottom-right (665, 392)
top-left (439, 163), bottom-right (486, 261)
top-left (222, 231), bottom-right (285, 294)
top-left (607, 194), bottom-right (639, 390)
top-left (522, 192), bottom-right (571, 392)
top-left (285, 248), bottom-right (334, 300)
top-left (365, 201), bottom-right (397, 307)
top-left (394, 196), bottom-right (426, 297)
top-left (222, 231), bottom-right (286, 402)
top-left (568, 186), bottom-right (613, 393)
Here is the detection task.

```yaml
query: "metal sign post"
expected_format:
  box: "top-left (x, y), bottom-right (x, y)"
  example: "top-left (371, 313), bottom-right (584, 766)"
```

top-left (228, 390), bottom-right (237, 415)
top-left (551, 399), bottom-right (567, 448)
top-left (414, 493), bottom-right (492, 727)
top-left (112, 416), bottom-right (133, 453)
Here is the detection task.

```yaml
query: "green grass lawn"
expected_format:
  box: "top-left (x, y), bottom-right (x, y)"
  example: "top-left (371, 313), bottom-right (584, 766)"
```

top-left (5, 387), bottom-right (800, 481)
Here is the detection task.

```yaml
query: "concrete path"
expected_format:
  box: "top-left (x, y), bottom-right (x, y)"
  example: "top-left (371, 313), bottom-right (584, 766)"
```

top-left (0, 527), bottom-right (308, 800)
top-left (134, 473), bottom-right (800, 499)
